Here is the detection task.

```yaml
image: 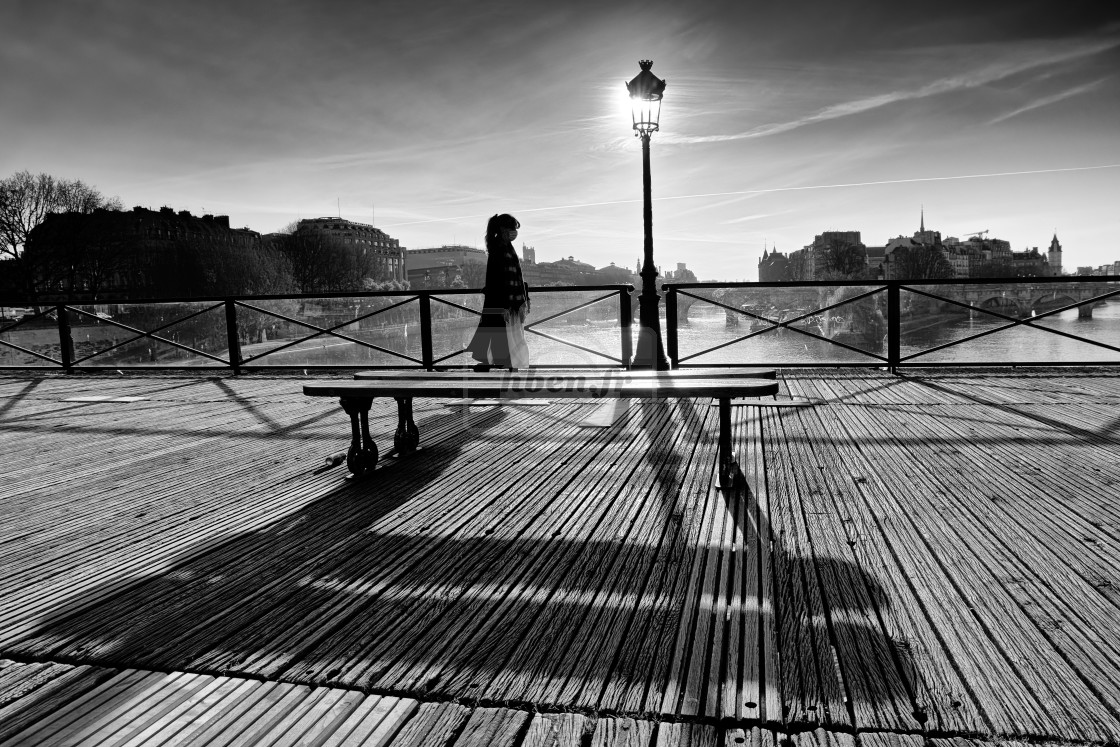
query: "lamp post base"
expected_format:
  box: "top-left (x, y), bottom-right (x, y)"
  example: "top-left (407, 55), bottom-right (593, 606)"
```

top-left (631, 285), bottom-right (669, 370)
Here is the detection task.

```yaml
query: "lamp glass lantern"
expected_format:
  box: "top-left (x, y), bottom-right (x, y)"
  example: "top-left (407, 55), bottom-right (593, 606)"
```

top-left (627, 60), bottom-right (665, 136)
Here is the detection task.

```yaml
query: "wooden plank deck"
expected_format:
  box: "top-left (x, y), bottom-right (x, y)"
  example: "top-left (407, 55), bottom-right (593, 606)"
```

top-left (0, 369), bottom-right (1118, 746)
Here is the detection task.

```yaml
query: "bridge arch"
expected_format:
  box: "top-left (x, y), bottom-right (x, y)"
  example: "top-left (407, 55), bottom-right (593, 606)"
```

top-left (976, 295), bottom-right (1022, 318)
top-left (1029, 292), bottom-right (1079, 313)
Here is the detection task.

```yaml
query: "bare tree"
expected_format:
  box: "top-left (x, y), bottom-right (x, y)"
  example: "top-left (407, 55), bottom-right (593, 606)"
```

top-left (821, 239), bottom-right (868, 279)
top-left (459, 261), bottom-right (487, 289)
top-left (272, 226), bottom-right (388, 293)
top-left (0, 171), bottom-right (121, 297)
top-left (890, 245), bottom-right (953, 280)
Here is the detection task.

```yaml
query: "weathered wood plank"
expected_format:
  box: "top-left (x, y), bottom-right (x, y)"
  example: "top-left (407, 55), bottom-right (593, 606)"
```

top-left (652, 440), bottom-right (724, 716)
top-left (223, 684), bottom-right (327, 747)
top-left (748, 409), bottom-right (781, 726)
top-left (556, 401), bottom-right (716, 711)
top-left (184, 405), bottom-right (560, 678)
top-left (450, 706), bottom-right (530, 746)
top-left (857, 732), bottom-right (923, 747)
top-left (380, 701), bottom-right (469, 747)
top-left (761, 407), bottom-right (849, 729)
top-left (0, 668), bottom-right (155, 747)
top-left (423, 401), bottom-right (664, 706)
top-left (776, 406), bottom-right (921, 733)
top-left (2, 371), bottom-right (1120, 743)
top-left (841, 402), bottom-right (1120, 741)
top-left (590, 716), bottom-right (655, 746)
top-left (721, 725), bottom-right (775, 747)
top-left (792, 728), bottom-right (857, 747)
top-left (521, 712), bottom-right (587, 747)
top-left (339, 696), bottom-right (417, 747)
top-left (0, 664), bottom-right (119, 745)
top-left (82, 671), bottom-right (219, 746)
top-left (823, 399), bottom-right (1092, 739)
top-left (295, 405), bottom-right (626, 695)
top-left (129, 677), bottom-right (265, 747)
top-left (655, 721), bottom-right (718, 747)
top-left (608, 404), bottom-right (722, 715)
top-left (798, 404), bottom-right (988, 736)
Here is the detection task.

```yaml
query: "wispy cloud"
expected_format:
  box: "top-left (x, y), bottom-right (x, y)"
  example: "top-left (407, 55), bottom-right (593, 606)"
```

top-left (382, 164), bottom-right (1120, 228)
top-left (721, 213), bottom-right (775, 225)
top-left (660, 37), bottom-right (1120, 145)
top-left (988, 79), bottom-right (1109, 124)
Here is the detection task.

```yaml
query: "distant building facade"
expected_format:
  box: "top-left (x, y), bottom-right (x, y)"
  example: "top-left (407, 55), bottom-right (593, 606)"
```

top-left (758, 249), bottom-right (791, 281)
top-left (405, 244), bottom-right (486, 286)
top-left (596, 262), bottom-right (637, 284)
top-left (761, 211), bottom-right (1069, 282)
top-left (758, 231), bottom-right (865, 281)
top-left (25, 206), bottom-right (261, 296)
top-left (522, 256), bottom-right (599, 286)
top-left (296, 217), bottom-right (405, 282)
top-left (1078, 262), bottom-right (1120, 276)
top-left (663, 262), bottom-right (696, 282)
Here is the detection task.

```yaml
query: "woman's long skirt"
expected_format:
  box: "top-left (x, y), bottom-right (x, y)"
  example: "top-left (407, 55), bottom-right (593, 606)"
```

top-left (466, 307), bottom-right (530, 369)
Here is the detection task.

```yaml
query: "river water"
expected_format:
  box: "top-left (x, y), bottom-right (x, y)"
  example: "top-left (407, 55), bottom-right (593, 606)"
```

top-left (397, 298), bottom-right (1120, 368)
top-left (670, 298), bottom-right (1120, 366)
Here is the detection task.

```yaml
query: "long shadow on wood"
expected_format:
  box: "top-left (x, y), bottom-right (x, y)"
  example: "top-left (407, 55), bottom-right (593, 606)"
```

top-left (0, 378), bottom-right (43, 419)
top-left (908, 375), bottom-right (1120, 445)
top-left (4, 399), bottom-right (917, 730)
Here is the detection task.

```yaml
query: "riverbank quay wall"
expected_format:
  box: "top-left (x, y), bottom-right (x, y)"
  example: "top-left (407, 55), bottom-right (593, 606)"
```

top-left (1, 369), bottom-right (1119, 745)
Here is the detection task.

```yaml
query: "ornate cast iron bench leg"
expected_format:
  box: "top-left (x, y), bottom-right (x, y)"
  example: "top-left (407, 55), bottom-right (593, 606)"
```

top-left (394, 396), bottom-right (420, 454)
top-left (340, 397), bottom-right (377, 476)
top-left (717, 396), bottom-right (741, 490)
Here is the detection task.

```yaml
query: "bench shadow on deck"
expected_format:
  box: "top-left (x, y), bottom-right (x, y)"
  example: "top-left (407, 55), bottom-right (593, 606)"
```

top-left (0, 370), bottom-right (1118, 746)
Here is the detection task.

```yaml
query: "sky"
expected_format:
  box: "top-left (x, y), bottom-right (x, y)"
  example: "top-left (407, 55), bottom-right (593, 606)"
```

top-left (2, 0), bottom-right (1119, 280)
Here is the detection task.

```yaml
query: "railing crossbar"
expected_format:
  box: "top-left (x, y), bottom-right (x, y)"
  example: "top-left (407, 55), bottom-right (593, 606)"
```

top-left (523, 328), bottom-right (619, 364)
top-left (524, 291), bottom-right (618, 328)
top-left (0, 337), bottom-right (62, 365)
top-left (235, 297), bottom-right (420, 364)
top-left (900, 285), bottom-right (1120, 360)
top-left (68, 302), bottom-right (228, 366)
top-left (429, 296), bottom-right (483, 316)
top-left (237, 295), bottom-right (417, 334)
top-left (678, 286), bottom-right (887, 363)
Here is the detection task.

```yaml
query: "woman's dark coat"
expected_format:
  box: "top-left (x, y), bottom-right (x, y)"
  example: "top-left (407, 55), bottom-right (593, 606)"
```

top-left (466, 241), bottom-right (529, 366)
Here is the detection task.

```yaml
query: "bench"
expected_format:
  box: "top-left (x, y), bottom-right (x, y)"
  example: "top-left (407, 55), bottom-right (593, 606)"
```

top-left (302, 369), bottom-right (780, 485)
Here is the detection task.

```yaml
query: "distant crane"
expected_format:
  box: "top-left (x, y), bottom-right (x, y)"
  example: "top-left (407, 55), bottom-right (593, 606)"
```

top-left (965, 229), bottom-right (989, 239)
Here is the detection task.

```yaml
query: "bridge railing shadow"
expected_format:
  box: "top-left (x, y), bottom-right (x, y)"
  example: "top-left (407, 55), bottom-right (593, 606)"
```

top-left (5, 395), bottom-right (924, 735)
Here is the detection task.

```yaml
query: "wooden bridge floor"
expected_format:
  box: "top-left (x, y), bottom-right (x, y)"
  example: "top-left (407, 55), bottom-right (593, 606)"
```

top-left (0, 369), bottom-right (1118, 746)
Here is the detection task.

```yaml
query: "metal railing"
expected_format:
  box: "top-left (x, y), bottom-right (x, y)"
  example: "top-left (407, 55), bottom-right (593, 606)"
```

top-left (664, 275), bottom-right (1120, 369)
top-left (0, 285), bottom-right (635, 372)
top-left (5, 276), bottom-right (1120, 372)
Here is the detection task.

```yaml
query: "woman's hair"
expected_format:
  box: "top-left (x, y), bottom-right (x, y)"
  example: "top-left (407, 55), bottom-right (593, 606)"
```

top-left (485, 213), bottom-right (520, 252)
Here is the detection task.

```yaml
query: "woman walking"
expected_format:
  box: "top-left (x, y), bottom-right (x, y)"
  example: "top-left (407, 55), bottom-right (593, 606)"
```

top-left (466, 213), bottom-right (531, 370)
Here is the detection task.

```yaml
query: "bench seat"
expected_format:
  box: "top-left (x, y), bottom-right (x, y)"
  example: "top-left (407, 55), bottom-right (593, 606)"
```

top-left (303, 373), bottom-right (779, 484)
top-left (350, 366), bottom-right (776, 381)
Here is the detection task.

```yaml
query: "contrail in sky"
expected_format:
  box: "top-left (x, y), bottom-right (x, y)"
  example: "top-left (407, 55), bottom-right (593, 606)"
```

top-left (381, 164), bottom-right (1120, 227)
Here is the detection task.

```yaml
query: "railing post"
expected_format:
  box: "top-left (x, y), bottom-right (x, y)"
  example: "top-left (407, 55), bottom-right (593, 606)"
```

top-left (665, 285), bottom-right (678, 369)
top-left (887, 282), bottom-right (900, 374)
top-left (224, 299), bottom-right (242, 375)
top-left (619, 286), bottom-right (633, 368)
top-left (419, 293), bottom-right (434, 370)
top-left (57, 304), bottom-right (74, 373)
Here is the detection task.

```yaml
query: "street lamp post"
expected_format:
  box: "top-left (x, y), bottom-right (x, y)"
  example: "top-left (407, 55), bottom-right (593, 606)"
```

top-left (627, 60), bottom-right (669, 370)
